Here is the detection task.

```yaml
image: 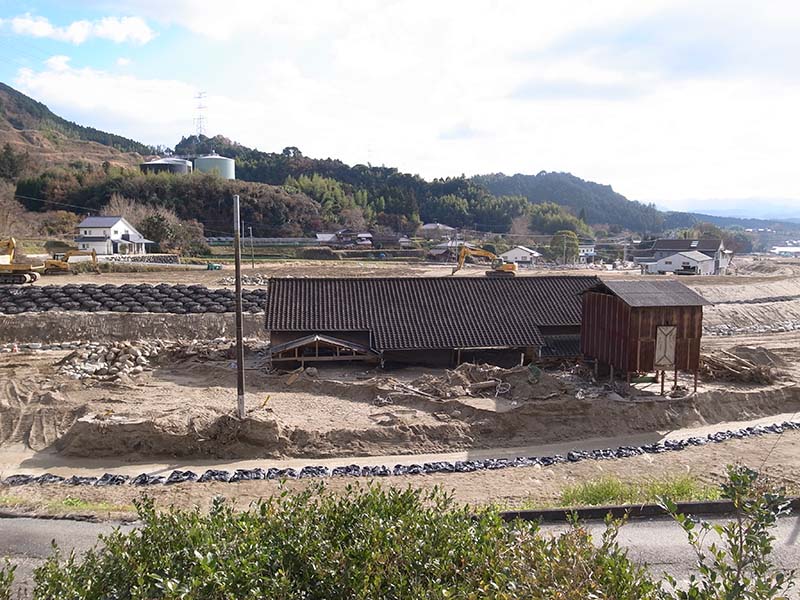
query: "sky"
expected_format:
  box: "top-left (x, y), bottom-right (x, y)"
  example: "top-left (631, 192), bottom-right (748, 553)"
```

top-left (0, 0), bottom-right (798, 217)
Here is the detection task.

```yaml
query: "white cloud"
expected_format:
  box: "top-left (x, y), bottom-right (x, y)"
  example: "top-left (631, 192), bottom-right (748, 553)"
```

top-left (116, 57), bottom-right (132, 67)
top-left (44, 55), bottom-right (71, 72)
top-left (12, 1), bottom-right (800, 209)
top-left (9, 13), bottom-right (154, 45)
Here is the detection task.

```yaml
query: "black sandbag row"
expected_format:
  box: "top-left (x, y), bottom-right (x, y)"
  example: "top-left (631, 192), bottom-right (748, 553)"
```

top-left (0, 283), bottom-right (267, 315)
top-left (3, 421), bottom-right (798, 489)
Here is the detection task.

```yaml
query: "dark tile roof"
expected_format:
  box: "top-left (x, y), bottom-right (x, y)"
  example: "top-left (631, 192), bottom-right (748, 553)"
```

top-left (646, 239), bottom-right (723, 252)
top-left (590, 279), bottom-right (711, 307)
top-left (540, 334), bottom-right (581, 358)
top-left (266, 276), bottom-right (599, 351)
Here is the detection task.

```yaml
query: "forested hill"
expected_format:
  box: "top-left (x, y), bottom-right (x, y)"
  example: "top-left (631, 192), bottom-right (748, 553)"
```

top-left (175, 135), bottom-right (664, 233)
top-left (0, 83), bottom-right (152, 155)
top-left (474, 172), bottom-right (664, 234)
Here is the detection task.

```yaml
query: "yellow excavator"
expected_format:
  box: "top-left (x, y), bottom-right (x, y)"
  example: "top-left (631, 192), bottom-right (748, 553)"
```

top-left (450, 246), bottom-right (517, 277)
top-left (0, 238), bottom-right (100, 284)
top-left (44, 248), bottom-right (100, 275)
top-left (0, 237), bottom-right (43, 284)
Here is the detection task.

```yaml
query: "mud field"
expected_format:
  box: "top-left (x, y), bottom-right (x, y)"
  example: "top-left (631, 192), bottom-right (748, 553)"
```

top-left (1, 255), bottom-right (800, 507)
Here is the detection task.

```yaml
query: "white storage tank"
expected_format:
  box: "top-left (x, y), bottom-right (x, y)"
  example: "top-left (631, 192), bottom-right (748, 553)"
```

top-left (194, 153), bottom-right (235, 179)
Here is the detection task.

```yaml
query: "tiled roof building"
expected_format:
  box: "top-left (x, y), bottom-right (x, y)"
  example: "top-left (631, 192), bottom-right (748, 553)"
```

top-left (266, 276), bottom-right (599, 366)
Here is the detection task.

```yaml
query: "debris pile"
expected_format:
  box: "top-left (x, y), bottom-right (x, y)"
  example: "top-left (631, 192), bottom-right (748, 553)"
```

top-left (0, 283), bottom-right (267, 315)
top-left (380, 363), bottom-right (566, 403)
top-left (700, 346), bottom-right (785, 384)
top-left (57, 340), bottom-right (170, 381)
top-left (219, 273), bottom-right (271, 286)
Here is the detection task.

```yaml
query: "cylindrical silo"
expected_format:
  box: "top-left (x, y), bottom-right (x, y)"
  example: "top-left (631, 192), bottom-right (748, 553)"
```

top-left (140, 157), bottom-right (193, 175)
top-left (194, 154), bottom-right (235, 179)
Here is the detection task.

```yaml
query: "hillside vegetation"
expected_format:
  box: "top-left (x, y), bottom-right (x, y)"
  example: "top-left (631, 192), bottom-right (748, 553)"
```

top-left (1, 83), bottom-right (793, 241)
top-left (0, 82), bottom-right (147, 171)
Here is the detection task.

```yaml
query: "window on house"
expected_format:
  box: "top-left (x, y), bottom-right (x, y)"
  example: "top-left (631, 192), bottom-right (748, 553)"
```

top-left (665, 260), bottom-right (672, 264)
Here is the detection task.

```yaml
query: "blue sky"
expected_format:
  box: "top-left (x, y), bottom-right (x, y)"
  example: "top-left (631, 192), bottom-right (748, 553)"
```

top-left (0, 0), bottom-right (798, 217)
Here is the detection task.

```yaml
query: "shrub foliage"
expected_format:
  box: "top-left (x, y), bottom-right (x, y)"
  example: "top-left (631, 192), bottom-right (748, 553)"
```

top-left (33, 484), bottom-right (659, 599)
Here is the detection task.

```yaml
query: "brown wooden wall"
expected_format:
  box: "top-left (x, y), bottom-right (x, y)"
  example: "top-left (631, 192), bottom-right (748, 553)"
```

top-left (581, 292), bottom-right (703, 373)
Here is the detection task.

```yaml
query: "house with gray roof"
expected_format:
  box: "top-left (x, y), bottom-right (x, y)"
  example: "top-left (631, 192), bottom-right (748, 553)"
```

top-left (75, 216), bottom-right (153, 255)
top-left (633, 238), bottom-right (732, 274)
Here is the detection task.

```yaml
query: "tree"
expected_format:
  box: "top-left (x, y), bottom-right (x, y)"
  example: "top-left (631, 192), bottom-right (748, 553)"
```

top-left (530, 202), bottom-right (592, 236)
top-left (0, 143), bottom-right (27, 181)
top-left (550, 230), bottom-right (579, 263)
top-left (138, 213), bottom-right (174, 252)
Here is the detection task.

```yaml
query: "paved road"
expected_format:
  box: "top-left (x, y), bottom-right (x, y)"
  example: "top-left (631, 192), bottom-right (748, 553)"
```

top-left (2, 516), bottom-right (799, 596)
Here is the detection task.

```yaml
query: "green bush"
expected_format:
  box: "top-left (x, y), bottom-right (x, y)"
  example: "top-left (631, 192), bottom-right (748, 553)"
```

top-left (0, 559), bottom-right (14, 600)
top-left (662, 465), bottom-right (796, 599)
top-left (33, 484), bottom-right (659, 599)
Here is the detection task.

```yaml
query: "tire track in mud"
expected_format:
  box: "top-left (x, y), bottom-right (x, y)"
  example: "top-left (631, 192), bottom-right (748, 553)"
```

top-left (0, 379), bottom-right (86, 450)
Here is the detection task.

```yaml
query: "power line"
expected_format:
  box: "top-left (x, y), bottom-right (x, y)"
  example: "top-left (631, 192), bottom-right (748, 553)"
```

top-left (11, 191), bottom-right (240, 237)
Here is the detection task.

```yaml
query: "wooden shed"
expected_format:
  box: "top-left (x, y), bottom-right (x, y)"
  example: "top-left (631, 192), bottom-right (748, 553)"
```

top-left (580, 280), bottom-right (710, 387)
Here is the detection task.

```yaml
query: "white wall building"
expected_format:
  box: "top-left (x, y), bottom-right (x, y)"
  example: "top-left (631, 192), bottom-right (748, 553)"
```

top-left (578, 242), bottom-right (596, 263)
top-left (499, 245), bottom-right (541, 265)
top-left (75, 216), bottom-right (153, 255)
top-left (643, 250), bottom-right (715, 275)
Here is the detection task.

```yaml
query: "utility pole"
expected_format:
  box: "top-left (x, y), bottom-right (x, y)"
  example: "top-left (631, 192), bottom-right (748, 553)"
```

top-left (233, 195), bottom-right (245, 419)
top-left (248, 226), bottom-right (255, 269)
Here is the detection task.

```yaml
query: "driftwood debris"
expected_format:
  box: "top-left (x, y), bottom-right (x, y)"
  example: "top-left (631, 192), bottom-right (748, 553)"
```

top-left (700, 348), bottom-right (777, 384)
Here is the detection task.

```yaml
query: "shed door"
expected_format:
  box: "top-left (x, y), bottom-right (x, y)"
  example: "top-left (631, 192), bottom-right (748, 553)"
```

top-left (654, 325), bottom-right (676, 370)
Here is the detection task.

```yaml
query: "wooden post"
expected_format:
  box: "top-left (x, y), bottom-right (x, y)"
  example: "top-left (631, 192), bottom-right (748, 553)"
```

top-left (694, 370), bottom-right (698, 393)
top-left (610, 364), bottom-right (614, 384)
top-left (593, 360), bottom-right (599, 381)
top-left (660, 370), bottom-right (665, 395)
top-left (674, 366), bottom-right (678, 389)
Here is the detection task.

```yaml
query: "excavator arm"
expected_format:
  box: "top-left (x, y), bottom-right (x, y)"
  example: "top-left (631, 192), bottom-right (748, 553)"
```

top-left (450, 245), bottom-right (517, 277)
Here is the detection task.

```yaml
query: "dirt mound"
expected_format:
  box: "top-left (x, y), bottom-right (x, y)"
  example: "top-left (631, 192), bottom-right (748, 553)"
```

top-left (0, 311), bottom-right (267, 343)
top-left (0, 380), bottom-right (87, 450)
top-left (730, 345), bottom-right (787, 367)
top-left (389, 363), bottom-right (567, 403)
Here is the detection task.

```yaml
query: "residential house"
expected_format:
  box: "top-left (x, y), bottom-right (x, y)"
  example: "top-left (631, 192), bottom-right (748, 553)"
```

top-left (641, 251), bottom-right (715, 275)
top-left (428, 240), bottom-right (475, 261)
top-left (633, 239), bottom-right (732, 274)
top-left (499, 245), bottom-right (542, 266)
top-left (419, 222), bottom-right (456, 240)
top-left (578, 241), bottom-right (596, 263)
top-left (75, 216), bottom-right (153, 255)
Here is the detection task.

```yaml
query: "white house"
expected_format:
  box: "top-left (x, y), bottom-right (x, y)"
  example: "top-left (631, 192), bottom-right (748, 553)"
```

top-left (75, 216), bottom-right (153, 255)
top-left (634, 238), bottom-right (732, 274)
top-left (578, 242), bottom-right (596, 263)
top-left (499, 245), bottom-right (542, 266)
top-left (643, 250), bottom-right (715, 275)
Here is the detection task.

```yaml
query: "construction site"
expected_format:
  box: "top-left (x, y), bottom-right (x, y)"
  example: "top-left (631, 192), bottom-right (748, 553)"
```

top-left (2, 253), bottom-right (800, 514)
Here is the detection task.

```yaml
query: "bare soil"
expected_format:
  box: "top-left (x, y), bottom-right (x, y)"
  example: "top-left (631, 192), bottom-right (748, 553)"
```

top-left (2, 254), bottom-right (800, 510)
top-left (3, 429), bottom-right (799, 520)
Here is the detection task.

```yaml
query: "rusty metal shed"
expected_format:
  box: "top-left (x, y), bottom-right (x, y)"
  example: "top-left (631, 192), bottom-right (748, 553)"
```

top-left (580, 280), bottom-right (710, 380)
